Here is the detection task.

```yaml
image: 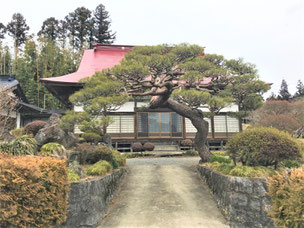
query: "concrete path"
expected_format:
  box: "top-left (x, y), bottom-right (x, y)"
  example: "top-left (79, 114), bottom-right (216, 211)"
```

top-left (99, 157), bottom-right (229, 228)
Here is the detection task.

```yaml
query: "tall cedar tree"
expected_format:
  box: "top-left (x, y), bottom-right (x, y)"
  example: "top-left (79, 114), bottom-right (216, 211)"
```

top-left (6, 13), bottom-right (29, 60)
top-left (0, 22), bottom-right (6, 39)
top-left (93, 4), bottom-right (116, 44)
top-left (37, 17), bottom-right (60, 41)
top-left (294, 80), bottom-right (304, 99)
top-left (278, 79), bottom-right (291, 101)
top-left (109, 44), bottom-right (269, 161)
top-left (65, 7), bottom-right (92, 49)
top-left (0, 44), bottom-right (12, 74)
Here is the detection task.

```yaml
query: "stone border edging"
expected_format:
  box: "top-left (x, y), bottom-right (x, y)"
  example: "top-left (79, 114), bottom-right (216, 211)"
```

top-left (197, 165), bottom-right (276, 228)
top-left (61, 167), bottom-right (127, 228)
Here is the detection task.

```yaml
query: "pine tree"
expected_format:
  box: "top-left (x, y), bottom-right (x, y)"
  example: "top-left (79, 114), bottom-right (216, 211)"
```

top-left (38, 17), bottom-right (59, 41)
top-left (278, 79), bottom-right (291, 101)
top-left (92, 4), bottom-right (116, 44)
top-left (0, 22), bottom-right (6, 39)
top-left (294, 80), bottom-right (304, 99)
top-left (6, 13), bottom-right (30, 60)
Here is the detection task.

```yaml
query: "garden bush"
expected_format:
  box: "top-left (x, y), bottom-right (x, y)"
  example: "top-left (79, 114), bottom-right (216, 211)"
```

top-left (0, 155), bottom-right (69, 227)
top-left (82, 132), bottom-right (102, 144)
top-left (10, 127), bottom-right (25, 138)
top-left (86, 145), bottom-right (113, 164)
top-left (0, 135), bottom-right (37, 155)
top-left (112, 150), bottom-right (126, 168)
top-left (132, 142), bottom-right (142, 152)
top-left (211, 150), bottom-right (227, 156)
top-left (181, 139), bottom-right (193, 147)
top-left (41, 142), bottom-right (65, 156)
top-left (267, 166), bottom-right (304, 227)
top-left (86, 160), bottom-right (113, 176)
top-left (209, 155), bottom-right (231, 164)
top-left (207, 162), bottom-right (235, 175)
top-left (24, 120), bottom-right (46, 135)
top-left (76, 142), bottom-right (95, 164)
top-left (67, 168), bottom-right (80, 182)
top-left (143, 142), bottom-right (155, 151)
top-left (226, 127), bottom-right (302, 168)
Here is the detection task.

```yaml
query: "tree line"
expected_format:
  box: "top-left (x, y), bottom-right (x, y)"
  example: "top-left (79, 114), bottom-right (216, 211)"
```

top-left (0, 3), bottom-right (115, 109)
top-left (268, 79), bottom-right (304, 101)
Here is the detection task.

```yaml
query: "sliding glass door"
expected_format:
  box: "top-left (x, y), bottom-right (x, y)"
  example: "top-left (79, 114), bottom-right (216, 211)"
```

top-left (138, 112), bottom-right (183, 137)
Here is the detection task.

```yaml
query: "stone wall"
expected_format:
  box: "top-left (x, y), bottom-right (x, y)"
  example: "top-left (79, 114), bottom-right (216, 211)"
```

top-left (61, 168), bottom-right (127, 228)
top-left (197, 165), bottom-right (276, 228)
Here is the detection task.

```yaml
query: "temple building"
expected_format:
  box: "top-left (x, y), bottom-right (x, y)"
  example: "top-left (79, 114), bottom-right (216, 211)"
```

top-left (41, 44), bottom-right (241, 151)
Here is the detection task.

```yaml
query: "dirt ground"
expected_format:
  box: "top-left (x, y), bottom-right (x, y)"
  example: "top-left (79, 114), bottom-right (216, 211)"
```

top-left (99, 157), bottom-right (229, 228)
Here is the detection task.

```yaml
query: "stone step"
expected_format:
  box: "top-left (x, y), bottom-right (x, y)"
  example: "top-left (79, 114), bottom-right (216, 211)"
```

top-left (153, 144), bottom-right (179, 151)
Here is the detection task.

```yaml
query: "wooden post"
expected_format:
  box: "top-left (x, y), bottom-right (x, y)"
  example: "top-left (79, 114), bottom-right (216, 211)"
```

top-left (211, 116), bottom-right (215, 139)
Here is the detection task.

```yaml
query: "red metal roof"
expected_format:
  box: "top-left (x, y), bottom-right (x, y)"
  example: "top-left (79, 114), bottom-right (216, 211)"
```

top-left (40, 44), bottom-right (133, 84)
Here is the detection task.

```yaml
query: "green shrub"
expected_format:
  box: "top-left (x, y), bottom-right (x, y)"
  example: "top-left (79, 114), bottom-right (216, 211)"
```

top-left (267, 166), bottom-right (304, 227)
top-left (229, 166), bottom-right (274, 178)
top-left (41, 142), bottom-right (65, 156)
top-left (132, 142), bottom-right (142, 152)
top-left (10, 127), bottom-right (25, 138)
top-left (86, 160), bottom-right (113, 176)
top-left (226, 127), bottom-right (301, 168)
top-left (112, 150), bottom-right (126, 168)
top-left (143, 142), bottom-right (155, 151)
top-left (76, 142), bottom-right (95, 164)
top-left (82, 132), bottom-right (102, 144)
top-left (0, 155), bottom-right (69, 227)
top-left (183, 150), bottom-right (198, 156)
top-left (280, 160), bottom-right (301, 168)
top-left (209, 155), bottom-right (231, 164)
top-left (0, 135), bottom-right (38, 155)
top-left (86, 145), bottom-right (113, 164)
top-left (67, 168), bottom-right (80, 182)
top-left (24, 120), bottom-right (46, 136)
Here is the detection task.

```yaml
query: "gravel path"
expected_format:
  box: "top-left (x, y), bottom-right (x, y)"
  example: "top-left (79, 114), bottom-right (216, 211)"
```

top-left (99, 157), bottom-right (228, 228)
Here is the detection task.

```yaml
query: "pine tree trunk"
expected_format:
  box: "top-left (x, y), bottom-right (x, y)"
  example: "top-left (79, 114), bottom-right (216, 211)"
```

top-left (165, 98), bottom-right (213, 162)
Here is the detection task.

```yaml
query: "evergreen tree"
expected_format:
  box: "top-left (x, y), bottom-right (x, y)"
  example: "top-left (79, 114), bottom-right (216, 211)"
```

top-left (294, 80), bottom-right (304, 99)
top-left (6, 13), bottom-right (30, 60)
top-left (0, 22), bottom-right (6, 39)
top-left (92, 4), bottom-right (116, 44)
top-left (65, 7), bottom-right (93, 49)
top-left (37, 17), bottom-right (59, 41)
top-left (278, 79), bottom-right (291, 101)
top-left (0, 43), bottom-right (12, 74)
top-left (58, 20), bottom-right (68, 47)
top-left (267, 92), bottom-right (277, 101)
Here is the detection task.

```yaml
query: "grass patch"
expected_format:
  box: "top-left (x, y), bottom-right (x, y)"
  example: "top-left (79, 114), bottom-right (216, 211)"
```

top-left (183, 150), bottom-right (198, 156)
top-left (211, 150), bottom-right (227, 156)
top-left (67, 168), bottom-right (80, 182)
top-left (209, 155), bottom-right (231, 164)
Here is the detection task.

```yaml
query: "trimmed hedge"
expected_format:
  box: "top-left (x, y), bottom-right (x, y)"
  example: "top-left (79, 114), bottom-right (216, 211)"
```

top-left (226, 127), bottom-right (302, 168)
top-left (87, 145), bottom-right (113, 164)
top-left (24, 120), bottom-right (46, 136)
top-left (267, 166), bottom-right (304, 227)
top-left (0, 155), bottom-right (69, 228)
top-left (181, 139), bottom-right (193, 147)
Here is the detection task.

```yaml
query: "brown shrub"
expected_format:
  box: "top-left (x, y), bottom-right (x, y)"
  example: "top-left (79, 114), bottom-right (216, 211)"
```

top-left (143, 142), bottom-right (155, 151)
top-left (0, 155), bottom-right (69, 228)
top-left (181, 139), bottom-right (193, 146)
top-left (24, 120), bottom-right (47, 136)
top-left (86, 145), bottom-right (113, 164)
top-left (76, 142), bottom-right (95, 164)
top-left (132, 142), bottom-right (142, 152)
top-left (267, 166), bottom-right (304, 227)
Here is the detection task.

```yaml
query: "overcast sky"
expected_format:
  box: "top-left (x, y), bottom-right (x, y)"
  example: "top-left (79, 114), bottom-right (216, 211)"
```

top-left (0, 0), bottom-right (303, 96)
